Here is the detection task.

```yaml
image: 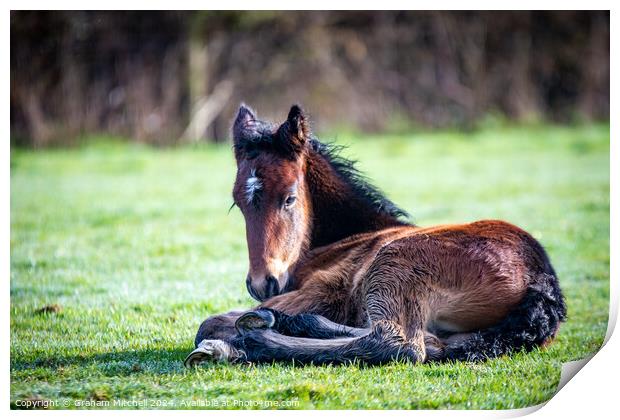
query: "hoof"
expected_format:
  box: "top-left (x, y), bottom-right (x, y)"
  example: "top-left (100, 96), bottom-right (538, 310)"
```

top-left (235, 309), bottom-right (276, 334)
top-left (370, 320), bottom-right (406, 344)
top-left (184, 339), bottom-right (239, 368)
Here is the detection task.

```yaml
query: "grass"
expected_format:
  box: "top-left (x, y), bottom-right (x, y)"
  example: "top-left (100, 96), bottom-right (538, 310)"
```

top-left (10, 123), bottom-right (609, 409)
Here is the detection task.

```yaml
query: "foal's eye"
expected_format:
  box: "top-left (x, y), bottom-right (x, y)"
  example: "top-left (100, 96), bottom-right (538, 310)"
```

top-left (284, 196), bottom-right (297, 207)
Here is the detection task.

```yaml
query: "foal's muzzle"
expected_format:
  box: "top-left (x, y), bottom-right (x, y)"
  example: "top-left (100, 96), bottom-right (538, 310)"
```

top-left (246, 274), bottom-right (280, 302)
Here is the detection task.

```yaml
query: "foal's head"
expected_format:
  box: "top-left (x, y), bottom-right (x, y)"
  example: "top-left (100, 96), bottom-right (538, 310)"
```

top-left (232, 104), bottom-right (312, 301)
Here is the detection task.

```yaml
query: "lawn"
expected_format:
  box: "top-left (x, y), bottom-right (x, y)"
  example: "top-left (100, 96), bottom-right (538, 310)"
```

top-left (10, 123), bottom-right (610, 409)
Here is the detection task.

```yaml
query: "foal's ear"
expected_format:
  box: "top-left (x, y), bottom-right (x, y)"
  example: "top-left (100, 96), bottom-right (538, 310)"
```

top-left (286, 104), bottom-right (309, 141)
top-left (232, 104), bottom-right (256, 143)
top-left (277, 104), bottom-right (309, 157)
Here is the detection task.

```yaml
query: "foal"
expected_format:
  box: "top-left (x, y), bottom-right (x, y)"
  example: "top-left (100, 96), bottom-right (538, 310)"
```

top-left (185, 105), bottom-right (566, 367)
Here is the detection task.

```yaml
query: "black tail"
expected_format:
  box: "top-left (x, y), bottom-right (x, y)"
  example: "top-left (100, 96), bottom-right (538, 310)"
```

top-left (441, 273), bottom-right (567, 362)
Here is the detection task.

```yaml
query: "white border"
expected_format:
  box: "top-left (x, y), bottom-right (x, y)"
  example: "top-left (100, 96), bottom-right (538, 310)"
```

top-left (4, 0), bottom-right (618, 10)
top-left (4, 2), bottom-right (617, 419)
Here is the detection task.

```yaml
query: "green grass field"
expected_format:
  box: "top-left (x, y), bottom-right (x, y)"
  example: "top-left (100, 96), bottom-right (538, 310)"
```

top-left (10, 123), bottom-right (609, 409)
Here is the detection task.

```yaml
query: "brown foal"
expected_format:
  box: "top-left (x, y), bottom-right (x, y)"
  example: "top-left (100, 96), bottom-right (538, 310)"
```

top-left (185, 105), bottom-right (566, 367)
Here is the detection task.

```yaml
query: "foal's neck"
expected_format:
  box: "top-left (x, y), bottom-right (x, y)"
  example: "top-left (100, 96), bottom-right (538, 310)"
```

top-left (304, 148), bottom-right (408, 249)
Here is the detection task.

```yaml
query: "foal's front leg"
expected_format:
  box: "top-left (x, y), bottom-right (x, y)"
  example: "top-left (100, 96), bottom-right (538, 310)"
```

top-left (186, 292), bottom-right (372, 367)
top-left (185, 310), bottom-right (246, 367)
top-left (186, 298), bottom-right (426, 367)
top-left (194, 289), bottom-right (367, 342)
top-left (232, 257), bottom-right (434, 365)
top-left (234, 308), bottom-right (445, 362)
top-left (236, 308), bottom-right (369, 338)
top-left (234, 288), bottom-right (370, 339)
top-left (232, 320), bottom-right (418, 365)
top-left (186, 288), bottom-right (364, 367)
top-left (187, 316), bottom-right (437, 367)
top-left (193, 310), bottom-right (244, 346)
top-left (187, 263), bottom-right (437, 367)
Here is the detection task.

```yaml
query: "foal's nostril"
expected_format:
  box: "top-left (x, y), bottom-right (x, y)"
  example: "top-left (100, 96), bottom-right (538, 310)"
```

top-left (246, 275), bottom-right (261, 302)
top-left (246, 274), bottom-right (280, 302)
top-left (265, 275), bottom-right (280, 299)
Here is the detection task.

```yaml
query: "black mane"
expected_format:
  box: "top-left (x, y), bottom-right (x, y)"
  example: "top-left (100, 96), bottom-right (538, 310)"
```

top-left (309, 138), bottom-right (410, 222)
top-left (232, 106), bottom-right (410, 225)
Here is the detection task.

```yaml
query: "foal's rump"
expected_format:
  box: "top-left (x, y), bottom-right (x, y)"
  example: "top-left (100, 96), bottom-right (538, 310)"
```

top-left (407, 221), bottom-right (551, 329)
top-left (385, 219), bottom-right (567, 361)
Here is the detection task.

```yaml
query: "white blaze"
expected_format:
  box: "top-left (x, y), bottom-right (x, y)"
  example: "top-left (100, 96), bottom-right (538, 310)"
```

top-left (245, 169), bottom-right (262, 204)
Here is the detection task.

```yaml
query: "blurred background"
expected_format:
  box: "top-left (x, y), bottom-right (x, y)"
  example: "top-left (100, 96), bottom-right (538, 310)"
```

top-left (10, 10), bottom-right (609, 147)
